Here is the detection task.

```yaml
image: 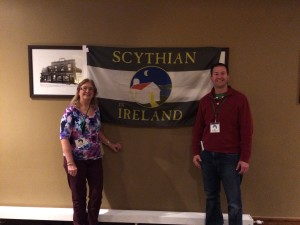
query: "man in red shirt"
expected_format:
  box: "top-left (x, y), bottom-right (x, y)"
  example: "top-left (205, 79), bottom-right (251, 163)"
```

top-left (192, 63), bottom-right (253, 225)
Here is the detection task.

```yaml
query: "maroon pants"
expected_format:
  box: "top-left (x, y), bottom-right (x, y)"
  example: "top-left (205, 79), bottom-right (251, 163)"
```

top-left (64, 158), bottom-right (103, 225)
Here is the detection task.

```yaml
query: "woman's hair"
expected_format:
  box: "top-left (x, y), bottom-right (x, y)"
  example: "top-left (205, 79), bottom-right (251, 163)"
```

top-left (70, 79), bottom-right (98, 108)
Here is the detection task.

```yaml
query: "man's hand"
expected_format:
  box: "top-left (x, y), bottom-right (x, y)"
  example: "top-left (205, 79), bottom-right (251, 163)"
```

top-left (236, 160), bottom-right (249, 174)
top-left (193, 155), bottom-right (202, 168)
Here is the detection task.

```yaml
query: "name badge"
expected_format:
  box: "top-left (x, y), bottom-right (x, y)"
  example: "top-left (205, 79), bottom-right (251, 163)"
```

top-left (75, 138), bottom-right (88, 148)
top-left (210, 123), bottom-right (220, 133)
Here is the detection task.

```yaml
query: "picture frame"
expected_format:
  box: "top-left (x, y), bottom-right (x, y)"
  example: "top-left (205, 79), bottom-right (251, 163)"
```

top-left (28, 45), bottom-right (86, 98)
top-left (299, 51), bottom-right (300, 103)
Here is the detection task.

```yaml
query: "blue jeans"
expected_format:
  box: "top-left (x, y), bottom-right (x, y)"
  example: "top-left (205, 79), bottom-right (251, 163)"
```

top-left (200, 151), bottom-right (243, 225)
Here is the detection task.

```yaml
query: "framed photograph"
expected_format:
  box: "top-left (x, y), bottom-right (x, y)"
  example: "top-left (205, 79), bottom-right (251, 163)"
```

top-left (299, 51), bottom-right (300, 103)
top-left (28, 45), bottom-right (86, 98)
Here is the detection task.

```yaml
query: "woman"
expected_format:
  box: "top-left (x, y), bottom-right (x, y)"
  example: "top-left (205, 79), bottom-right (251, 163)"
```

top-left (60, 79), bottom-right (122, 225)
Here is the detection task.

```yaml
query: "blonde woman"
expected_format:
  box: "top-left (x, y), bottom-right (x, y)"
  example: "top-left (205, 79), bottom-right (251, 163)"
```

top-left (60, 79), bottom-right (122, 225)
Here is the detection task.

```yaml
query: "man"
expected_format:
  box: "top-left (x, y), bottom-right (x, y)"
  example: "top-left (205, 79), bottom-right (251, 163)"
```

top-left (192, 63), bottom-right (253, 225)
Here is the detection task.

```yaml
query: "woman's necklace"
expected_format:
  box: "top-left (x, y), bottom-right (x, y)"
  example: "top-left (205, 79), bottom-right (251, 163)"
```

top-left (80, 103), bottom-right (91, 134)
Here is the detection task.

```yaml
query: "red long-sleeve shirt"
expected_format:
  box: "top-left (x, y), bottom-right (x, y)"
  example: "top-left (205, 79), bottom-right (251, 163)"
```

top-left (192, 86), bottom-right (253, 163)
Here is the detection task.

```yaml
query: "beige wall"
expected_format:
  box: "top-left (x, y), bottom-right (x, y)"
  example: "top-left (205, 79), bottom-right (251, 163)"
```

top-left (0, 0), bottom-right (299, 218)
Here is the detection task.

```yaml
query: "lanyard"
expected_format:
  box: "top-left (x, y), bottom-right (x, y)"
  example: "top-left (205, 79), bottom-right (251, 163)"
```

top-left (211, 96), bottom-right (226, 122)
top-left (80, 104), bottom-right (91, 133)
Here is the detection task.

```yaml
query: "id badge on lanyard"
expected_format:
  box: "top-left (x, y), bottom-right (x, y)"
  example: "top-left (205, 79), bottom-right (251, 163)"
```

top-left (75, 138), bottom-right (88, 148)
top-left (211, 96), bottom-right (226, 133)
top-left (210, 122), bottom-right (220, 133)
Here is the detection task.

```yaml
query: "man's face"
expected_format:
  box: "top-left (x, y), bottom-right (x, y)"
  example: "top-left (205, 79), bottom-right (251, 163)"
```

top-left (211, 66), bottom-right (229, 89)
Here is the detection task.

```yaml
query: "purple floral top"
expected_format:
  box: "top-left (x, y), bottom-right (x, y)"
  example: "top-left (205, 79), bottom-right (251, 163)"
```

top-left (60, 105), bottom-right (102, 160)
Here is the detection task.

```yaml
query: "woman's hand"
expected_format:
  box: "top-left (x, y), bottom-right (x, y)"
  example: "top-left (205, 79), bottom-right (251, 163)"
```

top-left (67, 163), bottom-right (78, 176)
top-left (108, 142), bottom-right (122, 153)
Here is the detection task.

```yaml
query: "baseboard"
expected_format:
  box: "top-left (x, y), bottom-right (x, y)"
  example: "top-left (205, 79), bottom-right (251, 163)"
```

top-left (253, 217), bottom-right (300, 225)
top-left (0, 206), bottom-right (254, 225)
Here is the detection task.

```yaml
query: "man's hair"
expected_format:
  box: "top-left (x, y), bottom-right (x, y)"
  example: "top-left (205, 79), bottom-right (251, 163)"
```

top-left (210, 63), bottom-right (229, 75)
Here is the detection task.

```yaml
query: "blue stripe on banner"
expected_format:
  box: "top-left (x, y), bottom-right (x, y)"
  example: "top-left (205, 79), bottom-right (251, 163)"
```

top-left (87, 46), bottom-right (229, 127)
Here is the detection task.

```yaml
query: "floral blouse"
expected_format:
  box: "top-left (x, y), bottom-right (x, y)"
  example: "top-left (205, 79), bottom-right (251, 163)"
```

top-left (60, 105), bottom-right (102, 160)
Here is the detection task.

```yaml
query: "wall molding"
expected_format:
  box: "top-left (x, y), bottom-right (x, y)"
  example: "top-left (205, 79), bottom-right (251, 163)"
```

top-left (253, 217), bottom-right (300, 225)
top-left (0, 206), bottom-right (254, 225)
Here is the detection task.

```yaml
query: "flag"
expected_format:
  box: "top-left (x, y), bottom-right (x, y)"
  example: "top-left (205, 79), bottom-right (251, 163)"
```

top-left (86, 46), bottom-right (228, 127)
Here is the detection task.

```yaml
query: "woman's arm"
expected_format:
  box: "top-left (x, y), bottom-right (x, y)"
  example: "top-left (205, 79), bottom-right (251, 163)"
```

top-left (60, 139), bottom-right (77, 176)
top-left (99, 131), bottom-right (122, 153)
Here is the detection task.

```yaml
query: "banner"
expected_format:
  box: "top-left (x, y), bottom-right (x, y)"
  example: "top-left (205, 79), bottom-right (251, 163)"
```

top-left (86, 46), bottom-right (228, 127)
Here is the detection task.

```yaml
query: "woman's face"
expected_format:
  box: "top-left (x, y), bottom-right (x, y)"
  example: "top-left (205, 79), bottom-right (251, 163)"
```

top-left (78, 81), bottom-right (95, 102)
